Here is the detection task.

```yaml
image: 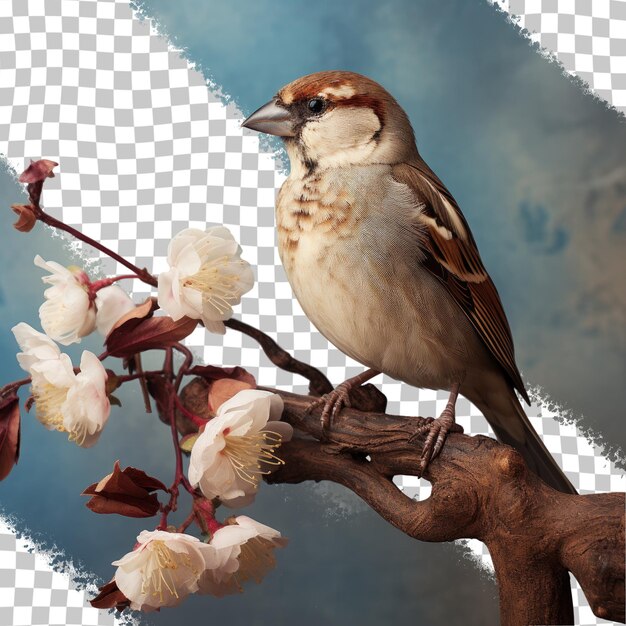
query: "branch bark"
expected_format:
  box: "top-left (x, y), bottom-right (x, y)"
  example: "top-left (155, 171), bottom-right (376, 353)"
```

top-left (263, 391), bottom-right (625, 626)
top-left (179, 337), bottom-right (624, 626)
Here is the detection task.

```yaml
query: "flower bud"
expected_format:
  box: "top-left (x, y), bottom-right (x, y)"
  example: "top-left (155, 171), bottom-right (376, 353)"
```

top-left (10, 204), bottom-right (37, 232)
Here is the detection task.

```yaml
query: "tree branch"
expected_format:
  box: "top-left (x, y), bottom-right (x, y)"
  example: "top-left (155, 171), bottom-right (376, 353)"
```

top-left (261, 390), bottom-right (625, 626)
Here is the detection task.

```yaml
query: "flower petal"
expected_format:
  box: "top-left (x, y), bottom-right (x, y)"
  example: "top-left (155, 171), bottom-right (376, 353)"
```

top-left (12, 323), bottom-right (60, 373)
top-left (95, 286), bottom-right (135, 336)
top-left (166, 228), bottom-right (204, 266)
top-left (31, 353), bottom-right (75, 388)
top-left (157, 268), bottom-right (186, 321)
top-left (112, 531), bottom-right (210, 610)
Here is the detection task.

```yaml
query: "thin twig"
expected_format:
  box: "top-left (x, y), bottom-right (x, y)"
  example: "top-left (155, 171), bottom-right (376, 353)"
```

top-left (177, 511), bottom-right (196, 534)
top-left (173, 342), bottom-right (194, 392)
top-left (90, 275), bottom-right (142, 293)
top-left (164, 348), bottom-right (174, 382)
top-left (133, 354), bottom-right (152, 414)
top-left (34, 207), bottom-right (158, 288)
top-left (168, 380), bottom-right (195, 490)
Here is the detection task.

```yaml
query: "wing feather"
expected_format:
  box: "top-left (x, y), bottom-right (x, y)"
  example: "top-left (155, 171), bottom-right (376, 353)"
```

top-left (392, 159), bottom-right (529, 403)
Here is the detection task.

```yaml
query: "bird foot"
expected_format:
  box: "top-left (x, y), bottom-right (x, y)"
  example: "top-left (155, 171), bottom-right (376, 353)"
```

top-left (408, 407), bottom-right (461, 476)
top-left (306, 381), bottom-right (353, 431)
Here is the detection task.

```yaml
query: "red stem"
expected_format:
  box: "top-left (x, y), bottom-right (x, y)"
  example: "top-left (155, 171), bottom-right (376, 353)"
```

top-left (24, 178), bottom-right (204, 533)
top-left (173, 343), bottom-right (194, 392)
top-left (164, 348), bottom-right (174, 381)
top-left (157, 487), bottom-right (178, 531)
top-left (158, 374), bottom-right (196, 530)
top-left (90, 275), bottom-right (141, 292)
top-left (177, 511), bottom-right (196, 533)
top-left (206, 517), bottom-right (224, 534)
top-left (158, 391), bottom-right (181, 531)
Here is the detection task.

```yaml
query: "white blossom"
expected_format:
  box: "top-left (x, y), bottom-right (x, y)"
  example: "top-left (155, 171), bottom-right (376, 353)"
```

top-left (35, 255), bottom-right (96, 345)
top-left (112, 530), bottom-right (218, 611)
top-left (199, 516), bottom-right (287, 597)
top-left (94, 285), bottom-right (135, 336)
top-left (12, 322), bottom-right (62, 372)
top-left (62, 350), bottom-right (111, 447)
top-left (157, 227), bottom-right (254, 334)
top-left (188, 389), bottom-right (292, 505)
top-left (11, 323), bottom-right (110, 447)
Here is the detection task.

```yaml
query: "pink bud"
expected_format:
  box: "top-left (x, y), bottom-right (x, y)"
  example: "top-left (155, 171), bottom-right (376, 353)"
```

top-left (18, 159), bottom-right (58, 183)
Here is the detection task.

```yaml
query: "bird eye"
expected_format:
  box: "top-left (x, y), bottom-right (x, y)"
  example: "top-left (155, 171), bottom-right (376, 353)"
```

top-left (307, 98), bottom-right (326, 114)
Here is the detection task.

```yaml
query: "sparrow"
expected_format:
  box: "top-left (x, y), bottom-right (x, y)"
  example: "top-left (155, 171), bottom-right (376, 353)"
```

top-left (242, 70), bottom-right (576, 495)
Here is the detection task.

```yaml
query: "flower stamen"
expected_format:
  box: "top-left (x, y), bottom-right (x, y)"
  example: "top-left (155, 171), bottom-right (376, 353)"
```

top-left (33, 383), bottom-right (67, 431)
top-left (67, 423), bottom-right (90, 446)
top-left (139, 541), bottom-right (197, 603)
top-left (222, 430), bottom-right (286, 487)
top-left (182, 257), bottom-right (244, 316)
top-left (236, 536), bottom-right (278, 585)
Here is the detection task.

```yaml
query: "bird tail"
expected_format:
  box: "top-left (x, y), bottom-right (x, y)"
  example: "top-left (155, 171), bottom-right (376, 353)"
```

top-left (473, 388), bottom-right (577, 495)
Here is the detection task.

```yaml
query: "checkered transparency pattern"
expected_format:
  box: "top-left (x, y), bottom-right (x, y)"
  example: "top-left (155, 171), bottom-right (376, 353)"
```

top-left (490, 0), bottom-right (626, 112)
top-left (0, 1), bottom-right (624, 625)
top-left (0, 519), bottom-right (118, 626)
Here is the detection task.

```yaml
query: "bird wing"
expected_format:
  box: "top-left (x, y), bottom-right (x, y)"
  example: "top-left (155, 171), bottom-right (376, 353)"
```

top-left (392, 159), bottom-right (529, 403)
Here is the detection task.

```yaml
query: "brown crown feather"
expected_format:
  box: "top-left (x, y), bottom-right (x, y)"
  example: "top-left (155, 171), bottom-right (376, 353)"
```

top-left (277, 70), bottom-right (396, 125)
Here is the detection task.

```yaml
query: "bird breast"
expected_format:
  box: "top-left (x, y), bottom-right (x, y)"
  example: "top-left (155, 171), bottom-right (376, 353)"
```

top-left (276, 164), bottom-right (487, 389)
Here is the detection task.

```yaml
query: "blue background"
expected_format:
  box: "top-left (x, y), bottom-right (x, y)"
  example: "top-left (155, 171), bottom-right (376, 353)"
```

top-left (1, 0), bottom-right (625, 624)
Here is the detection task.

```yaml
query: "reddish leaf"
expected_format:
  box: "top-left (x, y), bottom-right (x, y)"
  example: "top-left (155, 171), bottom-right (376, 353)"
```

top-left (90, 578), bottom-right (130, 611)
top-left (108, 299), bottom-right (161, 415)
top-left (0, 394), bottom-right (20, 481)
top-left (122, 466), bottom-right (167, 492)
top-left (82, 460), bottom-right (166, 518)
top-left (18, 159), bottom-right (58, 183)
top-left (188, 365), bottom-right (256, 388)
top-left (208, 378), bottom-right (254, 415)
top-left (108, 297), bottom-right (158, 338)
top-left (84, 493), bottom-right (160, 518)
top-left (10, 204), bottom-right (37, 232)
top-left (106, 315), bottom-right (198, 358)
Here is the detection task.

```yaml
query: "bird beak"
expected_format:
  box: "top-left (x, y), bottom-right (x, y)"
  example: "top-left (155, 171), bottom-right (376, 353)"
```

top-left (241, 99), bottom-right (296, 137)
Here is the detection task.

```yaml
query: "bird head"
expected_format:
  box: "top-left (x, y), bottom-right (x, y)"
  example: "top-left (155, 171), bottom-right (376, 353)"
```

top-left (242, 70), bottom-right (417, 172)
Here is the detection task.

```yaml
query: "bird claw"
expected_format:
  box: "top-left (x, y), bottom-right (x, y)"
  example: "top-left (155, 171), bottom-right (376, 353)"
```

top-left (409, 409), bottom-right (457, 476)
top-left (306, 382), bottom-right (353, 431)
top-left (407, 417), bottom-right (435, 443)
